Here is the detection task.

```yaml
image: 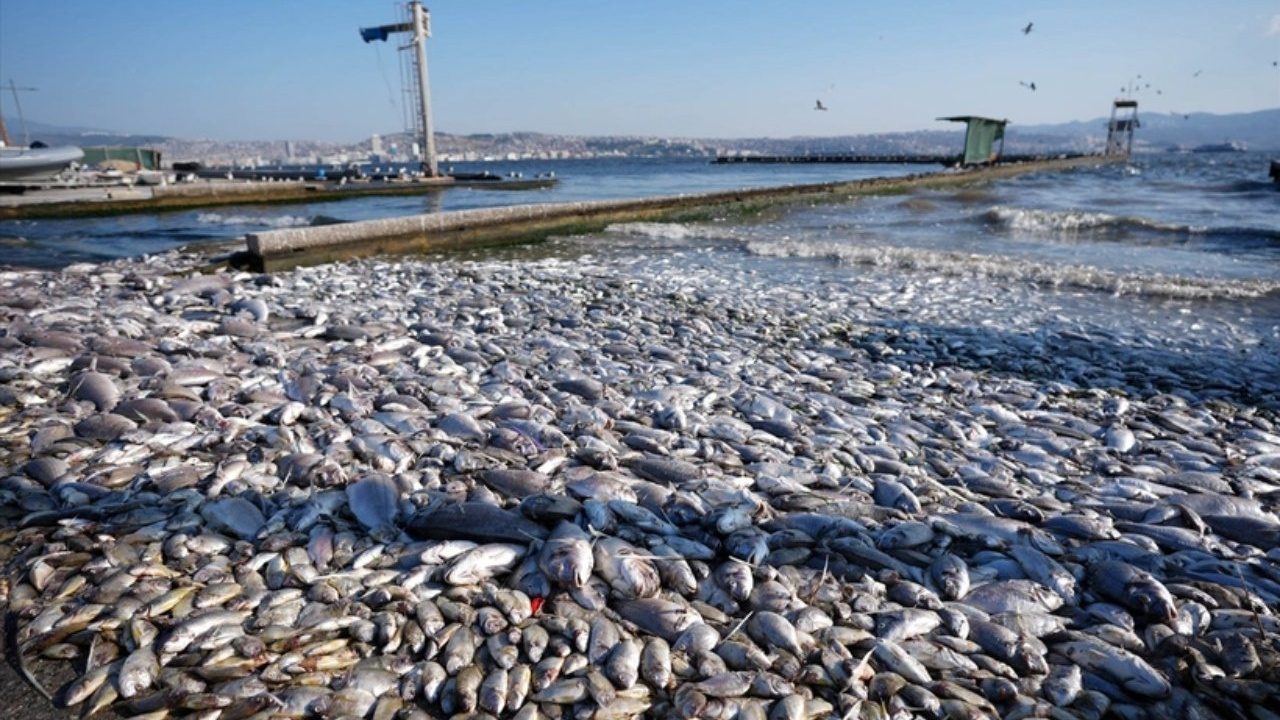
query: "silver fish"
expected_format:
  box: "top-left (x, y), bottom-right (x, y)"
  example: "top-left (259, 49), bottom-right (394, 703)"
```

top-left (444, 543), bottom-right (526, 586)
top-left (538, 520), bottom-right (594, 589)
top-left (928, 553), bottom-right (971, 600)
top-left (345, 474), bottom-right (401, 536)
top-left (593, 536), bottom-right (661, 599)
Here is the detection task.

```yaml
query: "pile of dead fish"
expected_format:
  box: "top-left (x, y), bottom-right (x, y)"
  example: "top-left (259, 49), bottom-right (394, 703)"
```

top-left (1, 250), bottom-right (1279, 720)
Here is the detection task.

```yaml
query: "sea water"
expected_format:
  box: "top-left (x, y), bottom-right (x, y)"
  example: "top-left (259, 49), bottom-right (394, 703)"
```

top-left (4, 152), bottom-right (1279, 343)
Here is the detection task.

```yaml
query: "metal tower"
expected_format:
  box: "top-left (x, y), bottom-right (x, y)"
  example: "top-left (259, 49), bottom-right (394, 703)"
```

top-left (1105, 99), bottom-right (1139, 156)
top-left (361, 3), bottom-right (438, 177)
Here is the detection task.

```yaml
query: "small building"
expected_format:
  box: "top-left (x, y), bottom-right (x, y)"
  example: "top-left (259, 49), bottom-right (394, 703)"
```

top-left (938, 116), bottom-right (1009, 166)
top-left (81, 146), bottom-right (163, 171)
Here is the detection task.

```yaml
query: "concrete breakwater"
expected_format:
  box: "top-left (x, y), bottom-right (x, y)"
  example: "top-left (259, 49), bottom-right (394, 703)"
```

top-left (0, 176), bottom-right (555, 222)
top-left (243, 155), bottom-right (1122, 271)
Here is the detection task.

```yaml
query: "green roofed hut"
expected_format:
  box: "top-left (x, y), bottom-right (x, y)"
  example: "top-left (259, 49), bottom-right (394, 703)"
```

top-left (80, 146), bottom-right (163, 171)
top-left (938, 115), bottom-right (1009, 166)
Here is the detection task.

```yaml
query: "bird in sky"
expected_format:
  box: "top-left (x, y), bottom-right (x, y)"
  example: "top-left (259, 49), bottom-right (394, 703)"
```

top-left (1023, 22), bottom-right (1033, 34)
top-left (1019, 81), bottom-right (1037, 91)
top-left (1193, 69), bottom-right (1202, 77)
top-left (814, 99), bottom-right (828, 111)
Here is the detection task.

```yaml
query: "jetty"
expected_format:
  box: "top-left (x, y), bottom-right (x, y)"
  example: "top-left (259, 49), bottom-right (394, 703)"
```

top-left (711, 152), bottom-right (1087, 167)
top-left (235, 153), bottom-right (1123, 272)
top-left (0, 174), bottom-right (555, 220)
top-left (716, 105), bottom-right (1139, 170)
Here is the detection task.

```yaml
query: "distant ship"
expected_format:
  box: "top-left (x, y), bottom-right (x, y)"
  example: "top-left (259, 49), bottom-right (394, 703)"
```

top-left (1191, 141), bottom-right (1247, 153)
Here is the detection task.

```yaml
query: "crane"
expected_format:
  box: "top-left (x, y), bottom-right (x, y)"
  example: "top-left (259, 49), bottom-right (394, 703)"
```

top-left (361, 3), bottom-right (438, 177)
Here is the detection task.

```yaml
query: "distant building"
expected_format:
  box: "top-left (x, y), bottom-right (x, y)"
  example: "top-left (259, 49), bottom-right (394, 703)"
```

top-left (285, 140), bottom-right (296, 159)
top-left (371, 134), bottom-right (384, 156)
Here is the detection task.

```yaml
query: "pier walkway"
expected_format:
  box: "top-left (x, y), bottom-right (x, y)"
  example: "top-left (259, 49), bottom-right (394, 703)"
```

top-left (711, 152), bottom-right (1093, 166)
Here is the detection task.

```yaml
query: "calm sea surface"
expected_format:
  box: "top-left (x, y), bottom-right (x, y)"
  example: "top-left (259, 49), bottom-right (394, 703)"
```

top-left (4, 152), bottom-right (1279, 341)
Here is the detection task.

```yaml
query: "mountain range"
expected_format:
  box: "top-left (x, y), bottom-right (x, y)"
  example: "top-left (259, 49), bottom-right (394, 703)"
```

top-left (8, 107), bottom-right (1279, 163)
top-left (1017, 107), bottom-right (1280, 150)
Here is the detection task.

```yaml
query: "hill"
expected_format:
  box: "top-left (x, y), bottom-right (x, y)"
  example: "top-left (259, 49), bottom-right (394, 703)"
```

top-left (1021, 107), bottom-right (1280, 150)
top-left (7, 107), bottom-right (1278, 163)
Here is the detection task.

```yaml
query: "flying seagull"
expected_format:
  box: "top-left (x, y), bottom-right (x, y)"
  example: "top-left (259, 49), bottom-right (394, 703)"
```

top-left (814, 99), bottom-right (828, 111)
top-left (1023, 22), bottom-right (1033, 34)
top-left (1019, 80), bottom-right (1037, 91)
top-left (1193, 69), bottom-right (1202, 77)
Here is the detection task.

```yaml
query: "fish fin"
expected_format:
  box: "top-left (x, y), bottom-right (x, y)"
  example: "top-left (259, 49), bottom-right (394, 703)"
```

top-left (5, 610), bottom-right (53, 702)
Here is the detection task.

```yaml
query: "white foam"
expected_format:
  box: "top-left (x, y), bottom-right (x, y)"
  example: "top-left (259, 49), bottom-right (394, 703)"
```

top-left (197, 212), bottom-right (313, 228)
top-left (604, 222), bottom-right (741, 243)
top-left (985, 206), bottom-right (1196, 235)
top-left (745, 238), bottom-right (1280, 301)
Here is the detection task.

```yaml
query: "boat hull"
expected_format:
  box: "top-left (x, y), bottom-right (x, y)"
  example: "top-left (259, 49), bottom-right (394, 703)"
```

top-left (0, 145), bottom-right (84, 181)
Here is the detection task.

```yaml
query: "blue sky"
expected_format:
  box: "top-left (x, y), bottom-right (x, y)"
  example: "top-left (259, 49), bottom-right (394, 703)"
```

top-left (1, 1), bottom-right (1278, 143)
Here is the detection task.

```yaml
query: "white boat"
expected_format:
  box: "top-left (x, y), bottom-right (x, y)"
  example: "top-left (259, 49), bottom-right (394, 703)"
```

top-left (0, 144), bottom-right (84, 181)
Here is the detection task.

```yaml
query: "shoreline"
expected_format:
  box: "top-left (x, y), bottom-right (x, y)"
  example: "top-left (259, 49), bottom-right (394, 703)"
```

top-left (2, 226), bottom-right (1279, 718)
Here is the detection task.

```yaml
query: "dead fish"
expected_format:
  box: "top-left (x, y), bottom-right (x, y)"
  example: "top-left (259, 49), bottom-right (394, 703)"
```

top-left (928, 553), bottom-right (971, 600)
top-left (629, 456), bottom-right (703, 484)
top-left (479, 468), bottom-right (552, 498)
top-left (117, 646), bottom-right (159, 699)
top-left (594, 536), bottom-right (661, 598)
top-left (871, 639), bottom-right (931, 685)
top-left (405, 501), bottom-right (548, 543)
top-left (539, 520), bottom-right (594, 589)
top-left (873, 478), bottom-right (922, 514)
top-left (607, 499), bottom-right (679, 536)
top-left (199, 497), bottom-right (266, 541)
top-left (1009, 542), bottom-right (1079, 605)
top-left (346, 474), bottom-right (400, 536)
top-left (478, 667), bottom-right (509, 715)
top-left (964, 579), bottom-right (1064, 615)
top-left (748, 611), bottom-right (805, 657)
top-left (875, 608), bottom-right (941, 643)
top-left (616, 598), bottom-right (701, 642)
top-left (604, 638), bottom-right (642, 689)
top-left (554, 376), bottom-right (605, 402)
top-left (1055, 637), bottom-right (1171, 698)
top-left (69, 371), bottom-right (120, 411)
top-left (968, 617), bottom-right (1048, 676)
top-left (640, 637), bottom-right (673, 689)
top-left (877, 520), bottom-right (935, 549)
top-left (1042, 662), bottom-right (1083, 706)
top-left (1086, 560), bottom-right (1177, 624)
top-left (438, 412), bottom-right (489, 443)
top-left (444, 543), bottom-right (527, 585)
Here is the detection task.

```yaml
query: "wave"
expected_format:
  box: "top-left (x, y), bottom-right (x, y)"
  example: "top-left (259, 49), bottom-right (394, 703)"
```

top-left (983, 206), bottom-right (1280, 243)
top-left (983, 206), bottom-right (1195, 235)
top-left (603, 221), bottom-right (742, 245)
top-left (196, 212), bottom-right (317, 228)
top-left (744, 238), bottom-right (1280, 301)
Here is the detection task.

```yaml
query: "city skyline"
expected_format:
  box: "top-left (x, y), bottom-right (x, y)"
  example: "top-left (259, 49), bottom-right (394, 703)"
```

top-left (2, 1), bottom-right (1278, 144)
